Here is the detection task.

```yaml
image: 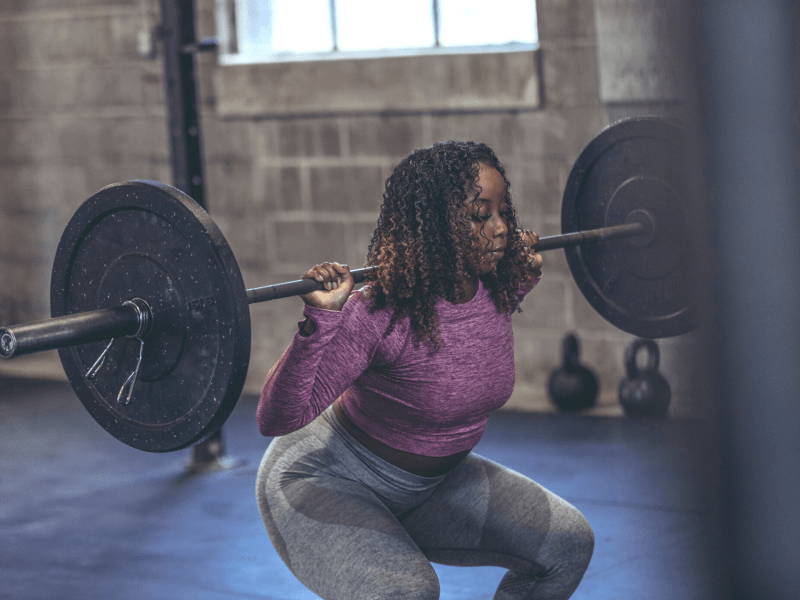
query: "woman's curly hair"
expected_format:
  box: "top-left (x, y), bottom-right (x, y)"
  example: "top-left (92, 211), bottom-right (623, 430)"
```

top-left (360, 140), bottom-right (533, 349)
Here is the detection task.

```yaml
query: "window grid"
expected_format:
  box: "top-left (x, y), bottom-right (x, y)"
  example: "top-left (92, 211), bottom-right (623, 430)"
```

top-left (326, 0), bottom-right (440, 54)
top-left (218, 0), bottom-right (537, 65)
top-left (329, 0), bottom-right (338, 52)
top-left (433, 0), bottom-right (440, 48)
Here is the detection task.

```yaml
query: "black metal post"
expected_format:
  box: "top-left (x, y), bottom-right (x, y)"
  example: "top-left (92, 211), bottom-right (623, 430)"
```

top-left (159, 0), bottom-right (240, 473)
top-left (160, 0), bottom-right (207, 208)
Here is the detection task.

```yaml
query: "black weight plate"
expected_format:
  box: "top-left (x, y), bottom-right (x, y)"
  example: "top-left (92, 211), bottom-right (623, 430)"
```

top-left (562, 117), bottom-right (697, 338)
top-left (50, 181), bottom-right (251, 452)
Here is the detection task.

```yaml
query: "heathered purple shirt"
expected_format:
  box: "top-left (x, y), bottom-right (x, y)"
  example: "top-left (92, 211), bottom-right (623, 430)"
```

top-left (257, 276), bottom-right (539, 457)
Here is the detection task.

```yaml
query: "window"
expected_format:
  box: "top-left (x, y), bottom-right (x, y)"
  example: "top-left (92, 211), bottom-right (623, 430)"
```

top-left (215, 0), bottom-right (538, 65)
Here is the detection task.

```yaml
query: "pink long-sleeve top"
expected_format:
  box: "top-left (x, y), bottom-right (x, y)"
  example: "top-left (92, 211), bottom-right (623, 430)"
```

top-left (257, 276), bottom-right (539, 457)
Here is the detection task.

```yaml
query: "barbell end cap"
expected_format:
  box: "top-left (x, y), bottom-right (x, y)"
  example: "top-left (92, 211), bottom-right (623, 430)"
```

top-left (0, 329), bottom-right (16, 359)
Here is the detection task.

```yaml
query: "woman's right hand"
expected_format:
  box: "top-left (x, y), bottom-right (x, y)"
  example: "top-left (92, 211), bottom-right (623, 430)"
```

top-left (299, 262), bottom-right (355, 312)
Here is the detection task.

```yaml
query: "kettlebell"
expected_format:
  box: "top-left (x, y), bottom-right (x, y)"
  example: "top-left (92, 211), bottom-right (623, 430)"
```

top-left (548, 333), bottom-right (598, 412)
top-left (618, 338), bottom-right (671, 417)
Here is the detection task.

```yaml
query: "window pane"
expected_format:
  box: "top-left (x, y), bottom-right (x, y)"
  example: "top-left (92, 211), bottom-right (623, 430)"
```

top-left (439, 0), bottom-right (537, 47)
top-left (336, 0), bottom-right (435, 51)
top-left (239, 0), bottom-right (333, 54)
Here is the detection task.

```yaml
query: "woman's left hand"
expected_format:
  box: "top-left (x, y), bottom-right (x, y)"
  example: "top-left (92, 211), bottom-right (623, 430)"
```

top-left (518, 229), bottom-right (543, 277)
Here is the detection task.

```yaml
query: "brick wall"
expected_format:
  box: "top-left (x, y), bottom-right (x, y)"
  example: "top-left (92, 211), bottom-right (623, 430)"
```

top-left (0, 0), bottom-right (703, 417)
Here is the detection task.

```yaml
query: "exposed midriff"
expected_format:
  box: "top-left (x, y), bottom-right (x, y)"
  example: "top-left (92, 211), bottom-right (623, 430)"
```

top-left (333, 399), bottom-right (470, 478)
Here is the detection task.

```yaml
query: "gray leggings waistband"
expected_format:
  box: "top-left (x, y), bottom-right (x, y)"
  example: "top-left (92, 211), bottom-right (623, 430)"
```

top-left (310, 406), bottom-right (447, 513)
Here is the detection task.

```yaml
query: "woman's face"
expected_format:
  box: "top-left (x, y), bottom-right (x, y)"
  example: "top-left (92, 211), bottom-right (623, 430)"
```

top-left (464, 163), bottom-right (510, 277)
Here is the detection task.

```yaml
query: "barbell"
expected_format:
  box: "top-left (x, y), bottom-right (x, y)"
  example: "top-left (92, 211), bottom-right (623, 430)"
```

top-left (0, 117), bottom-right (697, 452)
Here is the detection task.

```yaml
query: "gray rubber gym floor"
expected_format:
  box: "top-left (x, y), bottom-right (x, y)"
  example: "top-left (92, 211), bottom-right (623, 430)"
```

top-left (1, 376), bottom-right (722, 600)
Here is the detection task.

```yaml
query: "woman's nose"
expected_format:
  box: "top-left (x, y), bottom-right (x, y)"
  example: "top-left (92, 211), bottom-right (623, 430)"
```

top-left (492, 215), bottom-right (508, 237)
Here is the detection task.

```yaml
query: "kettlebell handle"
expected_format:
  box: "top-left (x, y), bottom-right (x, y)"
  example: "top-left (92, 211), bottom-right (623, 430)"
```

top-left (562, 333), bottom-right (580, 369)
top-left (624, 338), bottom-right (660, 380)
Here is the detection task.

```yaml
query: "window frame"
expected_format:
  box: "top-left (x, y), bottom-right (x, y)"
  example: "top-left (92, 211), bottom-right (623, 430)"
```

top-left (211, 0), bottom-right (542, 118)
top-left (212, 49), bottom-right (542, 118)
top-left (214, 0), bottom-right (538, 66)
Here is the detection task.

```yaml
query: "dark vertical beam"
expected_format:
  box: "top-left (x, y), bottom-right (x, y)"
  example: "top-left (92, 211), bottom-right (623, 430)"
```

top-left (690, 1), bottom-right (800, 598)
top-left (160, 0), bottom-right (238, 471)
top-left (160, 0), bottom-right (207, 208)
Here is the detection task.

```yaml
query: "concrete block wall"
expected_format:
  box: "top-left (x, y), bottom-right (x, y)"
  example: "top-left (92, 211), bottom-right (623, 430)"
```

top-left (0, 0), bottom-right (703, 417)
top-left (0, 0), bottom-right (170, 321)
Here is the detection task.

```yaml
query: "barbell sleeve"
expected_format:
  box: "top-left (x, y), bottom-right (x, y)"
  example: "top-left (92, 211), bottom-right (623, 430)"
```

top-left (0, 305), bottom-right (141, 359)
top-left (536, 222), bottom-right (646, 251)
top-left (0, 298), bottom-right (153, 359)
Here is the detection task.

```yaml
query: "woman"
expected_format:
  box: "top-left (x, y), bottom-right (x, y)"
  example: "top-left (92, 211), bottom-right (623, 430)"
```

top-left (256, 141), bottom-right (594, 600)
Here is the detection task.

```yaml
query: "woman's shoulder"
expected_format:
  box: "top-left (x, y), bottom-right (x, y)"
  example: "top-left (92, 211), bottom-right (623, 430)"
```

top-left (343, 285), bottom-right (395, 325)
top-left (341, 285), bottom-right (410, 362)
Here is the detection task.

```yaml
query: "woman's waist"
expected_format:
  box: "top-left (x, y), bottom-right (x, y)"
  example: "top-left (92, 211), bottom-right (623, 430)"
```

top-left (332, 399), bottom-right (471, 478)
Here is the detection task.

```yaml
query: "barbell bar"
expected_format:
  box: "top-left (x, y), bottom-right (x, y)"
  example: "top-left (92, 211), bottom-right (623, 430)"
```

top-left (0, 117), bottom-right (696, 452)
top-left (0, 221), bottom-right (647, 360)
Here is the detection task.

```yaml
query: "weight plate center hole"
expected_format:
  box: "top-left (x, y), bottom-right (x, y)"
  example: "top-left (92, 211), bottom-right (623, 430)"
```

top-left (625, 209), bottom-right (657, 247)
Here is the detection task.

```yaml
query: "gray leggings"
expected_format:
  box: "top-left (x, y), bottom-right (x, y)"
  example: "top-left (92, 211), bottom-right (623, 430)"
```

top-left (256, 407), bottom-right (594, 600)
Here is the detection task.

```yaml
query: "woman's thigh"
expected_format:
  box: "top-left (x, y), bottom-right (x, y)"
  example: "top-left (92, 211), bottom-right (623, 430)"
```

top-left (256, 429), bottom-right (440, 600)
top-left (399, 453), bottom-right (594, 582)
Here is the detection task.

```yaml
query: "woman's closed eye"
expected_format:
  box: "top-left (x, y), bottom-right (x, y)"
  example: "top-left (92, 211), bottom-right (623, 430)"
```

top-left (473, 211), bottom-right (511, 223)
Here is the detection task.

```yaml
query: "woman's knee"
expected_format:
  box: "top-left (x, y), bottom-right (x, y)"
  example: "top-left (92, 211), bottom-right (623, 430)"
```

top-left (554, 499), bottom-right (594, 567)
top-left (376, 559), bottom-right (440, 600)
top-left (572, 510), bottom-right (595, 573)
top-left (303, 554), bottom-right (440, 600)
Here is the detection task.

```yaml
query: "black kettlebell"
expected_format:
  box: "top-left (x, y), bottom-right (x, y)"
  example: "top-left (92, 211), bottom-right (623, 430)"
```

top-left (548, 333), bottom-right (598, 412)
top-left (618, 338), bottom-right (671, 417)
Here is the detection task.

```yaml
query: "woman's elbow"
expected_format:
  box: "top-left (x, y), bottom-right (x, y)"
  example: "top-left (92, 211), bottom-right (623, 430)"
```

top-left (257, 420), bottom-right (274, 437)
top-left (256, 402), bottom-right (278, 437)
top-left (256, 406), bottom-right (301, 437)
